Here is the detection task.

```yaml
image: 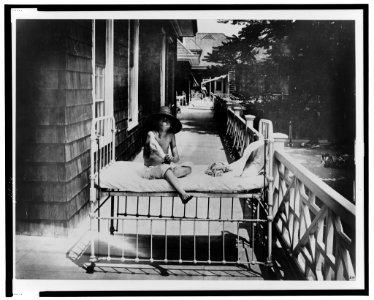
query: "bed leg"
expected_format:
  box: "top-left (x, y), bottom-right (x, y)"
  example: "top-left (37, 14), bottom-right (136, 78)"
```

top-left (110, 196), bottom-right (115, 235)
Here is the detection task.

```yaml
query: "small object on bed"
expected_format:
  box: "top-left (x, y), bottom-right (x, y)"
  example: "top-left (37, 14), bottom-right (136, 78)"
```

top-left (205, 161), bottom-right (232, 177)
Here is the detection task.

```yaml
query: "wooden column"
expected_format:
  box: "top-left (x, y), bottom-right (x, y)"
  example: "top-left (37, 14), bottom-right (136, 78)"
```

top-left (273, 132), bottom-right (289, 151)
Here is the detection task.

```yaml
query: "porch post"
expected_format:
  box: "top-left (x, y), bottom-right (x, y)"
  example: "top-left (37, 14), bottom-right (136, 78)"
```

top-left (232, 105), bottom-right (242, 117)
top-left (244, 114), bottom-right (256, 128)
top-left (273, 132), bottom-right (289, 152)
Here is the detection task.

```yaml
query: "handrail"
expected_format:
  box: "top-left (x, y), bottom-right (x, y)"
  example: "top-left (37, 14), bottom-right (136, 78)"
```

top-left (274, 150), bottom-right (355, 222)
top-left (272, 149), bottom-right (355, 280)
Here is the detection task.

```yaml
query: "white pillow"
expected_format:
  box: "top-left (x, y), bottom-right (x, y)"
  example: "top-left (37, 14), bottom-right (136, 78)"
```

top-left (240, 144), bottom-right (265, 177)
top-left (229, 140), bottom-right (264, 177)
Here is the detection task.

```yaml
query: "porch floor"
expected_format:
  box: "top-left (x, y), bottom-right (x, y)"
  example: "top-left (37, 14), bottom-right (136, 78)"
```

top-left (15, 104), bottom-right (298, 281)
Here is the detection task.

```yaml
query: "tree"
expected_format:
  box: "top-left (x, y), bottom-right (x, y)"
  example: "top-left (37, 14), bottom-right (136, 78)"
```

top-left (204, 20), bottom-right (356, 143)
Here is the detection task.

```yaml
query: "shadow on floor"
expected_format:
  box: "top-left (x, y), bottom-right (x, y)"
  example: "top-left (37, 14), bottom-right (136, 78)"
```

top-left (66, 231), bottom-right (264, 279)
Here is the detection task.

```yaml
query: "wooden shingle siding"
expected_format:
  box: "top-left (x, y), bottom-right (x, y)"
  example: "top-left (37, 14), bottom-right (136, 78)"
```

top-left (16, 20), bottom-right (93, 235)
top-left (66, 54), bottom-right (92, 73)
top-left (62, 71), bottom-right (92, 90)
top-left (65, 170), bottom-right (90, 201)
top-left (65, 136), bottom-right (91, 162)
top-left (24, 144), bottom-right (65, 163)
top-left (65, 39), bottom-right (92, 59)
top-left (18, 182), bottom-right (66, 203)
top-left (65, 119), bottom-right (92, 143)
top-left (17, 187), bottom-right (89, 221)
top-left (65, 90), bottom-right (93, 107)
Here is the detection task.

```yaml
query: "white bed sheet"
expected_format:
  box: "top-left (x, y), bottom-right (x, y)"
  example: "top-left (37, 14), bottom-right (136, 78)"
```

top-left (95, 161), bottom-right (265, 193)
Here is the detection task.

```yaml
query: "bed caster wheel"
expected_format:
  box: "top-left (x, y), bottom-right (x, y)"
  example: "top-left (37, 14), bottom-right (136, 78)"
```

top-left (86, 262), bottom-right (95, 274)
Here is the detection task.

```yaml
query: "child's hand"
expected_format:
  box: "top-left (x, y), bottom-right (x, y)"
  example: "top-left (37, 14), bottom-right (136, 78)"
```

top-left (164, 154), bottom-right (173, 164)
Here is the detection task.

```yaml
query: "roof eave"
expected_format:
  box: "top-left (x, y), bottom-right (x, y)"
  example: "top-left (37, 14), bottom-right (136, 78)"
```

top-left (171, 20), bottom-right (198, 38)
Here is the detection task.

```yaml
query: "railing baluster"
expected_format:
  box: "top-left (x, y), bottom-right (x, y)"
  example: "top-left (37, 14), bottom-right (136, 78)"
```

top-left (136, 196), bottom-right (139, 217)
top-left (116, 196), bottom-right (120, 231)
top-left (179, 219), bottom-right (182, 263)
top-left (219, 197), bottom-right (222, 219)
top-left (222, 221), bottom-right (225, 264)
top-left (124, 196), bottom-right (128, 216)
top-left (193, 219), bottom-right (197, 264)
top-left (208, 220), bottom-right (211, 264)
top-left (237, 222), bottom-right (240, 264)
top-left (164, 219), bottom-right (168, 263)
top-left (171, 197), bottom-right (174, 218)
top-left (195, 197), bottom-right (198, 218)
top-left (207, 197), bottom-right (210, 219)
top-left (107, 219), bottom-right (111, 261)
top-left (183, 201), bottom-right (186, 218)
top-left (159, 196), bottom-right (163, 218)
top-left (231, 197), bottom-right (234, 220)
top-left (150, 220), bottom-right (153, 263)
top-left (121, 219), bottom-right (125, 262)
top-left (135, 219), bottom-right (139, 262)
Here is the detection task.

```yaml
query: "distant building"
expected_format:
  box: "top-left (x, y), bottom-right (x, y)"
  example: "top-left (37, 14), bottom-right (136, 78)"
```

top-left (183, 33), bottom-right (228, 70)
top-left (175, 39), bottom-right (200, 104)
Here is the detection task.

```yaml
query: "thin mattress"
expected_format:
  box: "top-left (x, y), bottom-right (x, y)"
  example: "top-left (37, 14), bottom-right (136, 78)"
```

top-left (95, 161), bottom-right (265, 193)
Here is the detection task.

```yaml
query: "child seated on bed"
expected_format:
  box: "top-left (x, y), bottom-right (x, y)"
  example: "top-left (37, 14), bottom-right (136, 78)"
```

top-left (143, 106), bottom-right (193, 204)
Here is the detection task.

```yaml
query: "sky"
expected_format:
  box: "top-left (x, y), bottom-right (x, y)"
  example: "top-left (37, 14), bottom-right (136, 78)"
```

top-left (197, 19), bottom-right (244, 37)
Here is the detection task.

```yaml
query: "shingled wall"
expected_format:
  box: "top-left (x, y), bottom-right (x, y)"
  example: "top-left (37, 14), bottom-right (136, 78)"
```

top-left (15, 20), bottom-right (93, 235)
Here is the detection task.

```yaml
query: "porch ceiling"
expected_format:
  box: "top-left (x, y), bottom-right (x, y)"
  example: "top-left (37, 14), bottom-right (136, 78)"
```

top-left (171, 20), bottom-right (198, 37)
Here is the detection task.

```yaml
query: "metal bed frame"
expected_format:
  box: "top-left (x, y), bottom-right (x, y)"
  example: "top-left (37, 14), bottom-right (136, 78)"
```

top-left (88, 116), bottom-right (274, 272)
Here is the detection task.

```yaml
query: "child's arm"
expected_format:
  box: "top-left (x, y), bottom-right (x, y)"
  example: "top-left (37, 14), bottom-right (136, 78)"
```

top-left (170, 134), bottom-right (180, 163)
top-left (147, 131), bottom-right (167, 160)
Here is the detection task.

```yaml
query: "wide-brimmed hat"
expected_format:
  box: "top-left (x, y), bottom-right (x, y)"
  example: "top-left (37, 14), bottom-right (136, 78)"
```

top-left (146, 106), bottom-right (182, 133)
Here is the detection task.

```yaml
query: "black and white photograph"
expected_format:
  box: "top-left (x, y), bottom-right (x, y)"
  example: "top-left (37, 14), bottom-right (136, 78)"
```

top-left (5, 3), bottom-right (369, 297)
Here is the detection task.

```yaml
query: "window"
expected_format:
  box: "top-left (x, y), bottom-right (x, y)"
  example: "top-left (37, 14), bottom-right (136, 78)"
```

top-left (95, 65), bottom-right (105, 117)
top-left (93, 19), bottom-right (113, 119)
top-left (160, 28), bottom-right (166, 107)
top-left (128, 20), bottom-right (139, 130)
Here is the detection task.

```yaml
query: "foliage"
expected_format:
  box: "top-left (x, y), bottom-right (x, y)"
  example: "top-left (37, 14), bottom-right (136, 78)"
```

top-left (206, 20), bottom-right (356, 142)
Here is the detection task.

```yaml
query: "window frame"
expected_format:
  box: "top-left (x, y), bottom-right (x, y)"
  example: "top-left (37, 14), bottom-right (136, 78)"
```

top-left (160, 27), bottom-right (166, 107)
top-left (92, 19), bottom-right (114, 119)
top-left (127, 19), bottom-right (140, 131)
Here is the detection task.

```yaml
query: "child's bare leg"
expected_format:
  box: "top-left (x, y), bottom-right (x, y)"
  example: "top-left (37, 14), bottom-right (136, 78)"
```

top-left (164, 169), bottom-right (193, 204)
top-left (173, 166), bottom-right (192, 178)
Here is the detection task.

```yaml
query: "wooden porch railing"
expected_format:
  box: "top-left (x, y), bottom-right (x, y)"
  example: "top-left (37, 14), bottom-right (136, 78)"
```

top-left (272, 149), bottom-right (356, 280)
top-left (213, 95), bottom-right (356, 281)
